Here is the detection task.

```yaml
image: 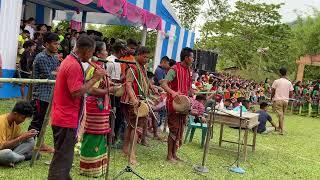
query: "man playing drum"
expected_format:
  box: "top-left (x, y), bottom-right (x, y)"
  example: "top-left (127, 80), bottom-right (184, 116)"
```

top-left (161, 47), bottom-right (194, 163)
top-left (122, 46), bottom-right (158, 165)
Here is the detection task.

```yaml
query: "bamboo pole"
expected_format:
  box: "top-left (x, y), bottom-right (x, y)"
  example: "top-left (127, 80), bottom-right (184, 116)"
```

top-left (0, 78), bottom-right (55, 84)
top-left (30, 87), bottom-right (54, 167)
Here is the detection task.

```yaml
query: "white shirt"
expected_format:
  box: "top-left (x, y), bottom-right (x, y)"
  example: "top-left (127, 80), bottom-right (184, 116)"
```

top-left (106, 55), bottom-right (121, 81)
top-left (24, 25), bottom-right (35, 40)
top-left (272, 78), bottom-right (294, 102)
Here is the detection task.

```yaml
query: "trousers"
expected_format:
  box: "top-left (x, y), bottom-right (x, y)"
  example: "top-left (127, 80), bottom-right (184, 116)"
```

top-left (48, 126), bottom-right (77, 180)
top-left (0, 137), bottom-right (34, 165)
top-left (28, 99), bottom-right (49, 133)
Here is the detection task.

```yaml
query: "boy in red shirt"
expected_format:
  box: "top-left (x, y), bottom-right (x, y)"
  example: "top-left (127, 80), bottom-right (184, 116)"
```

top-left (48, 36), bottom-right (105, 180)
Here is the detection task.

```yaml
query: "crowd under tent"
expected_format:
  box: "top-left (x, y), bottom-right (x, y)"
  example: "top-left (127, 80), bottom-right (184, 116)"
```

top-left (0, 0), bottom-right (195, 98)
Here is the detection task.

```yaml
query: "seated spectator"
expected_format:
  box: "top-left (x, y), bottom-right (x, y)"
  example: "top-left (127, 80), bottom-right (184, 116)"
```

top-left (0, 101), bottom-right (37, 167)
top-left (256, 102), bottom-right (278, 134)
top-left (224, 99), bottom-right (233, 110)
top-left (190, 94), bottom-right (206, 123)
top-left (233, 99), bottom-right (250, 112)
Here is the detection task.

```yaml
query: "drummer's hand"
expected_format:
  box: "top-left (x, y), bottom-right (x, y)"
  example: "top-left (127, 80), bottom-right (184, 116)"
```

top-left (133, 99), bottom-right (139, 108)
top-left (172, 91), bottom-right (179, 98)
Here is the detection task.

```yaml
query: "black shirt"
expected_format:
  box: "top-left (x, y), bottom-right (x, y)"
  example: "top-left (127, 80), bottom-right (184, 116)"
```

top-left (20, 50), bottom-right (35, 72)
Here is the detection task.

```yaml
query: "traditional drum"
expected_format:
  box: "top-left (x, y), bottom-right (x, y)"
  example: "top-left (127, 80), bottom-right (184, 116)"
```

top-left (173, 95), bottom-right (191, 114)
top-left (111, 84), bottom-right (125, 97)
top-left (134, 101), bottom-right (150, 118)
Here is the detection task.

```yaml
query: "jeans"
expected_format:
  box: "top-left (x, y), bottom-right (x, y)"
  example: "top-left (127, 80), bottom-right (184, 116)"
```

top-left (0, 138), bottom-right (35, 165)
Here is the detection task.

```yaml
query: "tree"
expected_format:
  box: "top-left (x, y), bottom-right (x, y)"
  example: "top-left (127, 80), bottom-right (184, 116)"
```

top-left (171, 0), bottom-right (204, 29)
top-left (198, 1), bottom-right (293, 80)
top-left (288, 11), bottom-right (320, 80)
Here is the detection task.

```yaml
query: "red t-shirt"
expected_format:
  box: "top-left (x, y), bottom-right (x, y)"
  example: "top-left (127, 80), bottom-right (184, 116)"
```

top-left (51, 55), bottom-right (84, 128)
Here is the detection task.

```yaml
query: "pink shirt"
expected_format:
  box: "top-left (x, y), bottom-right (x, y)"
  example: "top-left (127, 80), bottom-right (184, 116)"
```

top-left (272, 78), bottom-right (294, 102)
top-left (51, 55), bottom-right (84, 128)
top-left (191, 98), bottom-right (205, 116)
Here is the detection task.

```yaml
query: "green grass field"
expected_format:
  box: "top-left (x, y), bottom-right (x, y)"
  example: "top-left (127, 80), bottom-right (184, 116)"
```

top-left (0, 99), bottom-right (320, 180)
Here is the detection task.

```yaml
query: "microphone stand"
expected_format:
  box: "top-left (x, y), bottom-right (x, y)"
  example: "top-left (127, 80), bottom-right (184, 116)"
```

top-left (113, 62), bottom-right (153, 180)
top-left (193, 101), bottom-right (216, 173)
top-left (229, 105), bottom-right (246, 174)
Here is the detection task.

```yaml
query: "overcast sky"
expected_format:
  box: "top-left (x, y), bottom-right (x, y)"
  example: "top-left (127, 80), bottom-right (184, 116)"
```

top-left (196, 0), bottom-right (320, 38)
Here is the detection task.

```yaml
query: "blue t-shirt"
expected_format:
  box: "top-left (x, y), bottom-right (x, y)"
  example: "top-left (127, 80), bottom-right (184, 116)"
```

top-left (154, 66), bottom-right (166, 86)
top-left (256, 110), bottom-right (272, 133)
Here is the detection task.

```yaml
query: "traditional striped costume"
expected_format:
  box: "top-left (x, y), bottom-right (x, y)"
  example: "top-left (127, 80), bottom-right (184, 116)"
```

top-left (80, 61), bottom-right (111, 178)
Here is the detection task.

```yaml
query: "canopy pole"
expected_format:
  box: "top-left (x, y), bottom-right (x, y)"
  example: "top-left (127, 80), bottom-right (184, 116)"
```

top-left (141, 26), bottom-right (147, 46)
top-left (81, 11), bottom-right (87, 31)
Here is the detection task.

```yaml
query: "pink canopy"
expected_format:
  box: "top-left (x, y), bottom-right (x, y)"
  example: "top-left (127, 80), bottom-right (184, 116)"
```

top-left (76, 0), bottom-right (162, 31)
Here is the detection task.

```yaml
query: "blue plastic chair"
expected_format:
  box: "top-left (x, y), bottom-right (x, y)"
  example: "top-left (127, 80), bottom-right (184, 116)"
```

top-left (184, 115), bottom-right (208, 148)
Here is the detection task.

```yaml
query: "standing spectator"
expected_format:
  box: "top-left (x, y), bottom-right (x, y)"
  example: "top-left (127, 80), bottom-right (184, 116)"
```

top-left (24, 17), bottom-right (36, 39)
top-left (106, 41), bottom-right (127, 145)
top-left (18, 30), bottom-right (30, 48)
top-left (36, 24), bottom-right (47, 34)
top-left (33, 32), bottom-right (45, 55)
top-left (271, 67), bottom-right (294, 135)
top-left (18, 30), bottom-right (30, 55)
top-left (29, 33), bottom-right (60, 152)
top-left (154, 56), bottom-right (170, 86)
top-left (70, 30), bottom-right (79, 50)
top-left (19, 41), bottom-right (36, 99)
top-left (48, 36), bottom-right (104, 180)
top-left (60, 33), bottom-right (71, 58)
top-left (46, 26), bottom-right (52, 32)
top-left (310, 84), bottom-right (320, 117)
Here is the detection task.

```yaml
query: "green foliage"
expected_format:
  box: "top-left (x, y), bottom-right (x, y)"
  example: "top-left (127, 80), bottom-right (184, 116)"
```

top-left (289, 11), bottom-right (320, 80)
top-left (197, 1), bottom-right (295, 81)
top-left (54, 20), bottom-right (70, 32)
top-left (171, 0), bottom-right (204, 29)
top-left (198, 1), bottom-right (293, 77)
